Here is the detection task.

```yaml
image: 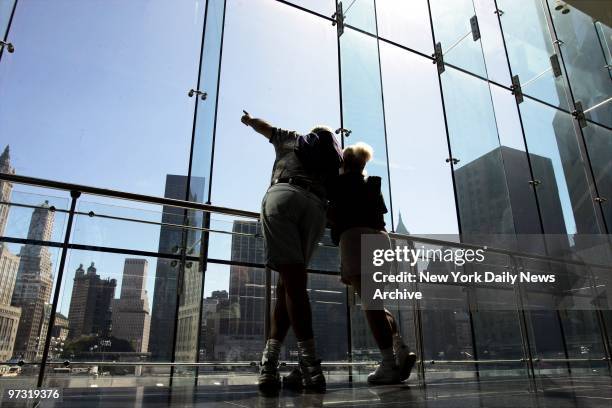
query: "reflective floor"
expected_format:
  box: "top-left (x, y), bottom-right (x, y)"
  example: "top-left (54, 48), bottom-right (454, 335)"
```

top-left (2, 376), bottom-right (611, 407)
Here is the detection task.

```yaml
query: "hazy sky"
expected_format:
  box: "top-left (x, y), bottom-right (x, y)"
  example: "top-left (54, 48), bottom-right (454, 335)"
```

top-left (0, 0), bottom-right (597, 316)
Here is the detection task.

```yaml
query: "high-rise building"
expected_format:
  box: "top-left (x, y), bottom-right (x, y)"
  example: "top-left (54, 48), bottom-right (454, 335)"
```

top-left (0, 145), bottom-right (15, 237)
top-left (0, 244), bottom-right (21, 361)
top-left (111, 259), bottom-right (151, 353)
top-left (11, 201), bottom-right (55, 360)
top-left (150, 175), bottom-right (205, 361)
top-left (67, 263), bottom-right (116, 340)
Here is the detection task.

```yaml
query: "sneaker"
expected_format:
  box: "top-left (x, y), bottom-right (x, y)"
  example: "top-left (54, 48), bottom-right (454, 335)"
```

top-left (299, 359), bottom-right (326, 392)
top-left (258, 359), bottom-right (281, 394)
top-left (367, 361), bottom-right (401, 385)
top-left (396, 346), bottom-right (417, 382)
top-left (282, 367), bottom-right (303, 391)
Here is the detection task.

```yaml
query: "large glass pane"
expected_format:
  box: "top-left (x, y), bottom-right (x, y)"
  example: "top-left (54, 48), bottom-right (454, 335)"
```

top-left (190, 0), bottom-right (227, 204)
top-left (0, 0), bottom-right (203, 197)
top-left (210, 0), bottom-right (339, 211)
top-left (441, 67), bottom-right (516, 238)
top-left (340, 28), bottom-right (392, 227)
top-left (582, 123), bottom-right (612, 231)
top-left (547, 2), bottom-right (612, 128)
top-left (285, 0), bottom-right (335, 16)
top-left (473, 0), bottom-right (512, 84)
top-left (0, 188), bottom-right (67, 390)
top-left (343, 0), bottom-right (377, 34)
top-left (46, 250), bottom-right (178, 388)
top-left (497, 0), bottom-right (571, 110)
top-left (375, 0), bottom-right (433, 55)
top-left (379, 43), bottom-right (458, 234)
top-left (519, 98), bottom-right (601, 236)
top-left (429, 0), bottom-right (488, 78)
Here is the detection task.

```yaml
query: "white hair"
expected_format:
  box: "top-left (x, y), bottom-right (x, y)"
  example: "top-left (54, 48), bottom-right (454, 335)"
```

top-left (343, 142), bottom-right (373, 175)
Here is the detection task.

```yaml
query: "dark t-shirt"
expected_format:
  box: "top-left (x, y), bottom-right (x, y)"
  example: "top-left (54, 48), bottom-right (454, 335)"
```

top-left (269, 127), bottom-right (325, 187)
top-left (327, 173), bottom-right (387, 245)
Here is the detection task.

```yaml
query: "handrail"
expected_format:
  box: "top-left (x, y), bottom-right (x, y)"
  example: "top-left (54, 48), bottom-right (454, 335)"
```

top-left (2, 172), bottom-right (611, 272)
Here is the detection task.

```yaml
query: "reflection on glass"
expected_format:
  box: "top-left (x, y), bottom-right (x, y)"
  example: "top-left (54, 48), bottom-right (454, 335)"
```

top-left (497, 0), bottom-right (570, 109)
top-left (375, 0), bottom-right (433, 55)
top-left (380, 43), bottom-right (458, 234)
top-left (441, 67), bottom-right (515, 237)
top-left (429, 0), bottom-right (488, 77)
top-left (341, 28), bottom-right (392, 227)
top-left (582, 123), bottom-right (612, 231)
top-left (519, 98), bottom-right (600, 235)
top-left (211, 0), bottom-right (339, 212)
top-left (547, 2), bottom-right (612, 128)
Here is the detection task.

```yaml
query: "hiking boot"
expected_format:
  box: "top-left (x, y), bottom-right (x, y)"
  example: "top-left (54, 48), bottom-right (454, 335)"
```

top-left (299, 359), bottom-right (326, 392)
top-left (367, 361), bottom-right (401, 385)
top-left (282, 367), bottom-right (303, 391)
top-left (396, 347), bottom-right (417, 382)
top-left (258, 359), bottom-right (281, 394)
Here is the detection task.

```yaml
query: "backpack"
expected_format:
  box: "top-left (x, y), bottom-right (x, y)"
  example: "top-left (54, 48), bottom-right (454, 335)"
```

top-left (294, 130), bottom-right (343, 182)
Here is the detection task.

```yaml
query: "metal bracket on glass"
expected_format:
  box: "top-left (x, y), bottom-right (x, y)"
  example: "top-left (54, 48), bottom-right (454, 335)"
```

top-left (331, 2), bottom-right (345, 37)
top-left (432, 42), bottom-right (444, 74)
top-left (188, 89), bottom-right (207, 100)
top-left (0, 40), bottom-right (14, 53)
top-left (470, 15), bottom-right (481, 41)
top-left (553, 39), bottom-right (564, 46)
top-left (528, 179), bottom-right (542, 187)
top-left (594, 197), bottom-right (608, 204)
top-left (445, 157), bottom-right (460, 165)
top-left (335, 127), bottom-right (352, 137)
top-left (494, 9), bottom-right (504, 16)
top-left (511, 75), bottom-right (523, 104)
top-left (550, 54), bottom-right (562, 77)
top-left (572, 100), bottom-right (587, 128)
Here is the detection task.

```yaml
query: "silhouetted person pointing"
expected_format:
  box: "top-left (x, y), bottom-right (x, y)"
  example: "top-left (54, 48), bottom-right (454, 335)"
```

top-left (241, 111), bottom-right (342, 394)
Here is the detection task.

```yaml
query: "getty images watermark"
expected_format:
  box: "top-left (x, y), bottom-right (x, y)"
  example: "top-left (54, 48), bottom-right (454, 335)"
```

top-left (359, 234), bottom-right (612, 311)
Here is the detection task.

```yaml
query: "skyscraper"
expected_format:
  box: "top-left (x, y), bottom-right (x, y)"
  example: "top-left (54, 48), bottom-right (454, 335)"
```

top-left (67, 263), bottom-right (116, 340)
top-left (11, 201), bottom-right (55, 360)
top-left (0, 145), bottom-right (15, 237)
top-left (150, 175), bottom-right (205, 361)
top-left (112, 259), bottom-right (151, 353)
top-left (0, 145), bottom-right (21, 362)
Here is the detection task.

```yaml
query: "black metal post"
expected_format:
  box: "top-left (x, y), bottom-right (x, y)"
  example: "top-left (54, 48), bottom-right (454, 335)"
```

top-left (37, 190), bottom-right (80, 388)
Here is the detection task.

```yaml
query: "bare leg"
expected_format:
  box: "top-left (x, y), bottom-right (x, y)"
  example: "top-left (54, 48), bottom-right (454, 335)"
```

top-left (350, 278), bottom-right (394, 350)
top-left (270, 277), bottom-right (290, 342)
top-left (277, 263), bottom-right (313, 341)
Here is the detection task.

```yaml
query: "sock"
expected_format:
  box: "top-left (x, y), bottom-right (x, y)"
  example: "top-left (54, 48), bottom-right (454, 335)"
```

top-left (380, 347), bottom-right (396, 366)
top-left (262, 339), bottom-right (281, 364)
top-left (297, 338), bottom-right (317, 365)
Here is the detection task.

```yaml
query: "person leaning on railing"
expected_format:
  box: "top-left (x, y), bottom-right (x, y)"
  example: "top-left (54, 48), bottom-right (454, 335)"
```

top-left (327, 142), bottom-right (417, 385)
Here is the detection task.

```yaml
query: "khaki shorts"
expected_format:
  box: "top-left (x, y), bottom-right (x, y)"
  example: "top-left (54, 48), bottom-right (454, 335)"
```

top-left (261, 183), bottom-right (326, 271)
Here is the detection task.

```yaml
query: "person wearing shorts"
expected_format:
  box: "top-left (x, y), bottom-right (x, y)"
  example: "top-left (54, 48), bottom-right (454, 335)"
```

top-left (241, 111), bottom-right (329, 393)
top-left (328, 142), bottom-right (416, 385)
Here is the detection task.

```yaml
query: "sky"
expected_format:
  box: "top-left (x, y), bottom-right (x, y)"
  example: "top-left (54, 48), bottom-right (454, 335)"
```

top-left (0, 0), bottom-right (602, 316)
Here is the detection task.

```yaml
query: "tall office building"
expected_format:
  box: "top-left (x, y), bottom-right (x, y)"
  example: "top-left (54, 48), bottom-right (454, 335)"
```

top-left (67, 263), bottom-right (116, 340)
top-left (0, 245), bottom-right (21, 362)
top-left (11, 202), bottom-right (55, 360)
top-left (0, 145), bottom-right (15, 237)
top-left (150, 175), bottom-right (205, 361)
top-left (0, 147), bottom-right (21, 361)
top-left (112, 259), bottom-right (151, 353)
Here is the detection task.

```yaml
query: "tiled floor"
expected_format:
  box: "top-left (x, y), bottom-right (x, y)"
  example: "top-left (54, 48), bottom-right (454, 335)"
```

top-left (3, 376), bottom-right (612, 407)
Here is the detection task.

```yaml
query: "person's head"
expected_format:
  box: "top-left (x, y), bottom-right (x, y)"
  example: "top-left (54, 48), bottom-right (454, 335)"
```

top-left (310, 125), bottom-right (334, 136)
top-left (342, 142), bottom-right (373, 175)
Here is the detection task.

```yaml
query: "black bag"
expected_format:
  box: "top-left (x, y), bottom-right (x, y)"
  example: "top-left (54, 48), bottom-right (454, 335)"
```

top-left (294, 130), bottom-right (343, 182)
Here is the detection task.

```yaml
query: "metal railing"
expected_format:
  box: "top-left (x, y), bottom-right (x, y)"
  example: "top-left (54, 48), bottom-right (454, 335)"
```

top-left (0, 172), bottom-right (611, 388)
